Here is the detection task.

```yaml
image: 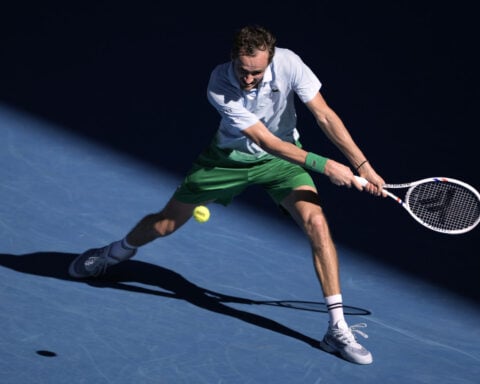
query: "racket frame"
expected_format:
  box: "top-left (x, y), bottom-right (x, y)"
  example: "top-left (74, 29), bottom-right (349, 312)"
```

top-left (355, 176), bottom-right (480, 234)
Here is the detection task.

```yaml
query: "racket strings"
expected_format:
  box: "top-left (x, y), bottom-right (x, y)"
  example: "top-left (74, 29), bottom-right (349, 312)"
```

top-left (406, 182), bottom-right (480, 231)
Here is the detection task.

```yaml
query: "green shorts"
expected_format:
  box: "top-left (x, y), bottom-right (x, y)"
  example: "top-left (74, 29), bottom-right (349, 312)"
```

top-left (173, 140), bottom-right (316, 206)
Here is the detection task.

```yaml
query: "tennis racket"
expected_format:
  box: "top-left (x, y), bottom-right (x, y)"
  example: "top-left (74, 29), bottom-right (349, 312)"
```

top-left (355, 176), bottom-right (480, 234)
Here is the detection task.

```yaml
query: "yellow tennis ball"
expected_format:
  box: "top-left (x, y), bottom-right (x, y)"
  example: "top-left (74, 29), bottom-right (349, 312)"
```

top-left (193, 205), bottom-right (210, 223)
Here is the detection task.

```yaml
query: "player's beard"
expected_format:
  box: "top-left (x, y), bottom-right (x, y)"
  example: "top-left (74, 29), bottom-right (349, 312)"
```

top-left (240, 77), bottom-right (262, 90)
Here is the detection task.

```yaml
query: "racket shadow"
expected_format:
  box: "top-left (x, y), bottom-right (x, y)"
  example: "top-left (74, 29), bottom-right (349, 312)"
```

top-left (255, 301), bottom-right (371, 316)
top-left (0, 251), bottom-right (371, 350)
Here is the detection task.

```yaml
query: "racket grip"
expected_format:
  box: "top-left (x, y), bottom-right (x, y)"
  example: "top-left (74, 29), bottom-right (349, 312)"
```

top-left (355, 176), bottom-right (369, 187)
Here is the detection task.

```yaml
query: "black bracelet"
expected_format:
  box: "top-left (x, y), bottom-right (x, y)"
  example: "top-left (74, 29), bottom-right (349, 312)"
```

top-left (356, 160), bottom-right (368, 171)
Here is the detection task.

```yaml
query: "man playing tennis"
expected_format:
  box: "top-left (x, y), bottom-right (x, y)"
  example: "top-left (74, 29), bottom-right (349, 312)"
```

top-left (69, 25), bottom-right (385, 365)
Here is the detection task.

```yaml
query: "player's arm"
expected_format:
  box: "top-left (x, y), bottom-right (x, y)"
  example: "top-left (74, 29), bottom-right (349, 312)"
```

top-left (242, 121), bottom-right (363, 190)
top-left (304, 92), bottom-right (385, 195)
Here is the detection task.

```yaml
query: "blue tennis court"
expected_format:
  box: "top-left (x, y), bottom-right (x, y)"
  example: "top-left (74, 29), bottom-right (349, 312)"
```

top-left (1, 105), bottom-right (479, 383)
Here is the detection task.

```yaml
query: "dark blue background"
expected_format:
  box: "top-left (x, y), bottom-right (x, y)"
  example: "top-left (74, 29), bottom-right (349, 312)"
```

top-left (1, 1), bottom-right (478, 300)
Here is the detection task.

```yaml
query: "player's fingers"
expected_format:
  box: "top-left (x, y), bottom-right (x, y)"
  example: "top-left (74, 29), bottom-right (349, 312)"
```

top-left (363, 181), bottom-right (381, 196)
top-left (373, 183), bottom-right (387, 197)
top-left (366, 183), bottom-right (379, 196)
top-left (352, 176), bottom-right (364, 191)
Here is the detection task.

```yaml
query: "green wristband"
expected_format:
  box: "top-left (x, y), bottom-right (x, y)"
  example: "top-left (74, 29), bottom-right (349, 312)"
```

top-left (304, 152), bottom-right (328, 174)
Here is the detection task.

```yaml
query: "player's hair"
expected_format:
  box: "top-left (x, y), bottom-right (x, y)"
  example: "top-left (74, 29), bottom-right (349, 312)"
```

top-left (231, 25), bottom-right (276, 63)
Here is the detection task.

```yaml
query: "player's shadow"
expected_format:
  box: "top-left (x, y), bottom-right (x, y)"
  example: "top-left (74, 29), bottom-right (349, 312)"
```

top-left (0, 251), bottom-right (370, 351)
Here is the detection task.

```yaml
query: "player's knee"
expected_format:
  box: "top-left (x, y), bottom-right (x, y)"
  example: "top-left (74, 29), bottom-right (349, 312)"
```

top-left (142, 212), bottom-right (175, 238)
top-left (153, 216), bottom-right (177, 237)
top-left (305, 209), bottom-right (329, 235)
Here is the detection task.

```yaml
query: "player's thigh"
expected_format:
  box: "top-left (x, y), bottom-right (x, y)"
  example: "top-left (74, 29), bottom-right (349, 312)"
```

top-left (173, 165), bottom-right (248, 206)
top-left (259, 159), bottom-right (316, 205)
top-left (280, 186), bottom-right (325, 230)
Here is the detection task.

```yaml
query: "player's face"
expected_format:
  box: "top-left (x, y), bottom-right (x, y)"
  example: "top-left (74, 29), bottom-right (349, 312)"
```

top-left (233, 49), bottom-right (269, 91)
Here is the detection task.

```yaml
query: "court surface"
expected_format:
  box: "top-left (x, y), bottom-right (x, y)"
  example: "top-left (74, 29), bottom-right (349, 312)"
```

top-left (1, 105), bottom-right (479, 384)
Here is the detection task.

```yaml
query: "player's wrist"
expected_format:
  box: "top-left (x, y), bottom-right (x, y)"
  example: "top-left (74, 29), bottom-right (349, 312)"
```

top-left (355, 159), bottom-right (369, 172)
top-left (304, 152), bottom-right (328, 174)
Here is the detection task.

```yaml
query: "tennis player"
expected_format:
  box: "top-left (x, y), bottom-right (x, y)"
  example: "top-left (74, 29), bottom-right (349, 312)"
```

top-left (69, 25), bottom-right (385, 365)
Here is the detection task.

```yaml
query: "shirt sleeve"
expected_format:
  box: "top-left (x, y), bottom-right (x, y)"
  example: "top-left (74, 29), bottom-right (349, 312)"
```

top-left (283, 49), bottom-right (321, 103)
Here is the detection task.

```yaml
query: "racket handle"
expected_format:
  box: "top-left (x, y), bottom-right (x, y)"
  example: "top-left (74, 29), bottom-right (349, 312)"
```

top-left (356, 176), bottom-right (396, 200)
top-left (355, 176), bottom-right (369, 187)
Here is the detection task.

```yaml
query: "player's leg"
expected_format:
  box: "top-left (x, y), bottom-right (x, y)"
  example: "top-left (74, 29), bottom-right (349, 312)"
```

top-left (69, 140), bottom-right (250, 279)
top-left (254, 157), bottom-right (340, 297)
top-left (68, 196), bottom-right (199, 279)
top-left (280, 187), bottom-right (351, 338)
top-left (280, 186), bottom-right (373, 365)
top-left (125, 197), bottom-right (199, 247)
top-left (280, 186), bottom-right (340, 297)
top-left (257, 155), bottom-right (373, 365)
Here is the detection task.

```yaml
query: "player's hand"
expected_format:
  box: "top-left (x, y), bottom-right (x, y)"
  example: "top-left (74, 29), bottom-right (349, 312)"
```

top-left (323, 159), bottom-right (360, 189)
top-left (357, 163), bottom-right (386, 197)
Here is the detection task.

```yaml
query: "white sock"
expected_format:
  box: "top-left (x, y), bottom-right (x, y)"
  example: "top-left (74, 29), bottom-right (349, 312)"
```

top-left (110, 237), bottom-right (137, 261)
top-left (325, 294), bottom-right (346, 327)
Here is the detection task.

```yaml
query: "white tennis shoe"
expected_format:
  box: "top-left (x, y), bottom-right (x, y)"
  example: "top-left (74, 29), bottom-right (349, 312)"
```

top-left (320, 320), bottom-right (373, 365)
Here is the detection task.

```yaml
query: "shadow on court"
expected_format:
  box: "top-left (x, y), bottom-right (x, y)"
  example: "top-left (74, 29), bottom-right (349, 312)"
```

top-left (0, 252), bottom-right (370, 356)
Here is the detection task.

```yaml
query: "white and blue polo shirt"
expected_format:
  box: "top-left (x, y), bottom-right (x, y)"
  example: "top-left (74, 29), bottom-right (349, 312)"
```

top-left (207, 47), bottom-right (321, 159)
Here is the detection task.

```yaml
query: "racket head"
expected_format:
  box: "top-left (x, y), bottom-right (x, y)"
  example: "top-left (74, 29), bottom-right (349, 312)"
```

top-left (403, 177), bottom-right (480, 234)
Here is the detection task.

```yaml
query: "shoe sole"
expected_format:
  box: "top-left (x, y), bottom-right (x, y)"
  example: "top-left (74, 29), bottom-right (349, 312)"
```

top-left (320, 339), bottom-right (373, 365)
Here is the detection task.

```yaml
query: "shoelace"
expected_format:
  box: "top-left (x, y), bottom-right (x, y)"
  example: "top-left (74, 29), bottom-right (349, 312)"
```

top-left (332, 323), bottom-right (369, 344)
top-left (349, 323), bottom-right (369, 340)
